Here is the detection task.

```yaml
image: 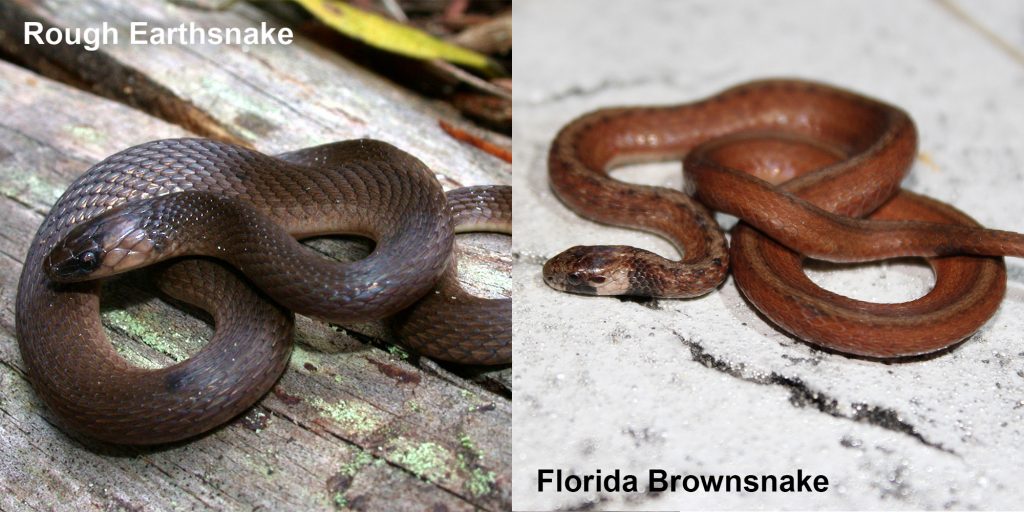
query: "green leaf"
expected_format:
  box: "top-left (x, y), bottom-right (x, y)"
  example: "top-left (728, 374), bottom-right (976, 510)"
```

top-left (294, 0), bottom-right (501, 75)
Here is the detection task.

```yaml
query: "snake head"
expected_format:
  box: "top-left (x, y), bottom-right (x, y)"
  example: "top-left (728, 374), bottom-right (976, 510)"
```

top-left (542, 245), bottom-right (633, 295)
top-left (45, 205), bottom-right (162, 282)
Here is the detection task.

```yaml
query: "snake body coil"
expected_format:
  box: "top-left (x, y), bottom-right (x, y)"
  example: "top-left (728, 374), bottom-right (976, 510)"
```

top-left (16, 138), bottom-right (509, 444)
top-left (544, 79), bottom-right (1024, 357)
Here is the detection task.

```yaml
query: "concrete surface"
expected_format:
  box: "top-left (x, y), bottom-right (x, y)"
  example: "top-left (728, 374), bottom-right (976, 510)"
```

top-left (512, 0), bottom-right (1024, 509)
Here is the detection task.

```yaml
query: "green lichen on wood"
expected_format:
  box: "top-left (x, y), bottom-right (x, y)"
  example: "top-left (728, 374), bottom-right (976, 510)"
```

top-left (339, 450), bottom-right (374, 477)
top-left (406, 400), bottom-right (422, 413)
top-left (332, 493), bottom-right (348, 509)
top-left (456, 433), bottom-right (495, 497)
top-left (458, 433), bottom-right (476, 452)
top-left (458, 388), bottom-right (487, 412)
top-left (465, 465), bottom-right (496, 497)
top-left (0, 168), bottom-right (65, 206)
top-left (387, 344), bottom-right (410, 360)
top-left (66, 124), bottom-right (106, 145)
top-left (102, 309), bottom-right (192, 362)
top-left (390, 438), bottom-right (451, 483)
top-left (289, 344), bottom-right (320, 372)
top-left (310, 397), bottom-right (383, 435)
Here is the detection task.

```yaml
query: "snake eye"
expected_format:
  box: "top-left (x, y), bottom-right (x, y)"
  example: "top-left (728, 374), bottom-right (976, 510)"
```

top-left (567, 271), bottom-right (584, 285)
top-left (80, 250), bottom-right (99, 268)
top-left (70, 248), bottom-right (103, 276)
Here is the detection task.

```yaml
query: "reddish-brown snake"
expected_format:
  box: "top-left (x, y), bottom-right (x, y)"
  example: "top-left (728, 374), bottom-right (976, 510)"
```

top-left (543, 79), bottom-right (1024, 357)
top-left (17, 138), bottom-right (510, 445)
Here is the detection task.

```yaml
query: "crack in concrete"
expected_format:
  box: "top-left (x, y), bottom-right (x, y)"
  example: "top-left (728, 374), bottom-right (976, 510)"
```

top-left (523, 72), bottom-right (681, 106)
top-left (674, 332), bottom-right (957, 455)
top-left (521, 65), bottom-right (742, 107)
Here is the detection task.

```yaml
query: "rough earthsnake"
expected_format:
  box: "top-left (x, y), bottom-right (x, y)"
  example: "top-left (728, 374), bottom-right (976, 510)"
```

top-left (16, 138), bottom-right (510, 444)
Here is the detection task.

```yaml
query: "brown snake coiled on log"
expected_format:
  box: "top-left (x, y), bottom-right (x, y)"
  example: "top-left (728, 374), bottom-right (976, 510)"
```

top-left (543, 79), bottom-right (1024, 358)
top-left (16, 138), bottom-right (510, 445)
top-left (393, 185), bottom-right (512, 364)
